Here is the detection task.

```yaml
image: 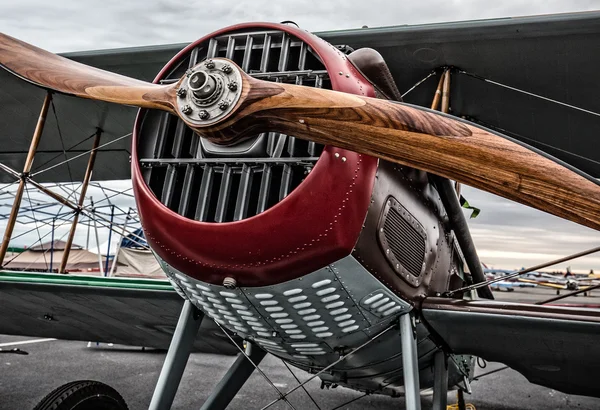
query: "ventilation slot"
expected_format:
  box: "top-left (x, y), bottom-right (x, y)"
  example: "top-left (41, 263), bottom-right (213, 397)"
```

top-left (382, 207), bottom-right (426, 278)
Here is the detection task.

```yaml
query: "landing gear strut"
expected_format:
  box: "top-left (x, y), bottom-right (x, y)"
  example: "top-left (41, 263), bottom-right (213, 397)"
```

top-left (149, 300), bottom-right (267, 410)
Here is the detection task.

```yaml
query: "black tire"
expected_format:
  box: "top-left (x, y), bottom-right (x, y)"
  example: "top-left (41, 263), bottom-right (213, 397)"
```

top-left (33, 380), bottom-right (128, 410)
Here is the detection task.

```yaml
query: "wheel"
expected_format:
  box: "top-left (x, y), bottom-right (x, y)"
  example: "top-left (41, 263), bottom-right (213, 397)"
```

top-left (33, 380), bottom-right (128, 410)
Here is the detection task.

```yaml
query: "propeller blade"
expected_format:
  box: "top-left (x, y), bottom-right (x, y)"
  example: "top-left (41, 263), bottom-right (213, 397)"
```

top-left (1, 34), bottom-right (597, 232)
top-left (0, 33), bottom-right (177, 111)
top-left (195, 68), bottom-right (600, 232)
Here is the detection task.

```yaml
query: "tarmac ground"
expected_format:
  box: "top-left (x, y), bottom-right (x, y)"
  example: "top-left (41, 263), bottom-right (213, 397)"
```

top-left (1, 286), bottom-right (600, 410)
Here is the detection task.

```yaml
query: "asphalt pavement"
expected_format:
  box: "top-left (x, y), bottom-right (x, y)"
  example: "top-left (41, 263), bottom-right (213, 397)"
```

top-left (2, 287), bottom-right (600, 409)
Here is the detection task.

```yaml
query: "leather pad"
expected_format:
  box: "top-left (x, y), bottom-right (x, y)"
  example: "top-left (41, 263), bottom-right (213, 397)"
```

top-left (347, 48), bottom-right (403, 101)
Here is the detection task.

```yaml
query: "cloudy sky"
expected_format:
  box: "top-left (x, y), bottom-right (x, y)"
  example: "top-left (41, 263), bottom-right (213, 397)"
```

top-left (2, 0), bottom-right (600, 52)
top-left (1, 1), bottom-right (600, 272)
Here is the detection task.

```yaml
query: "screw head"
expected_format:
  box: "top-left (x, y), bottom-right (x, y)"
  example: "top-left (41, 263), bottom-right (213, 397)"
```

top-left (198, 110), bottom-right (210, 120)
top-left (204, 59), bottom-right (215, 69)
top-left (218, 100), bottom-right (229, 110)
top-left (182, 105), bottom-right (193, 115)
top-left (176, 88), bottom-right (187, 98)
top-left (228, 81), bottom-right (238, 91)
top-left (222, 64), bottom-right (233, 74)
top-left (223, 277), bottom-right (237, 289)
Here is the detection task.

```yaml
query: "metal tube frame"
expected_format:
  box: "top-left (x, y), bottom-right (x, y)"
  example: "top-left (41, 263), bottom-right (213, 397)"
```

top-left (149, 300), bottom-right (203, 410)
top-left (104, 204), bottom-right (115, 274)
top-left (0, 92), bottom-right (52, 266)
top-left (200, 342), bottom-right (267, 410)
top-left (400, 313), bottom-right (421, 410)
top-left (58, 129), bottom-right (102, 273)
top-left (432, 350), bottom-right (448, 410)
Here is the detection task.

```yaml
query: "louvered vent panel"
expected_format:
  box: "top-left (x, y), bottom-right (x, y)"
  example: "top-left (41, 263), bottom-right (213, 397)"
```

top-left (140, 30), bottom-right (332, 222)
top-left (383, 208), bottom-right (426, 277)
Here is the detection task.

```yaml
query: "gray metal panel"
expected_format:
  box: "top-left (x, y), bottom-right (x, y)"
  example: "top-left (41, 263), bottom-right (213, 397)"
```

top-left (158, 255), bottom-right (473, 395)
top-left (423, 306), bottom-right (600, 398)
top-left (0, 280), bottom-right (239, 354)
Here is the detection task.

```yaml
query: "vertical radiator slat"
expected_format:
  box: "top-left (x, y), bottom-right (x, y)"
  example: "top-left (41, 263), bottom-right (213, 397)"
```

top-left (260, 34), bottom-right (272, 72)
top-left (207, 38), bottom-right (218, 58)
top-left (189, 47), bottom-right (199, 67)
top-left (226, 37), bottom-right (236, 60)
top-left (178, 165), bottom-right (195, 216)
top-left (308, 75), bottom-right (324, 156)
top-left (233, 165), bottom-right (253, 221)
top-left (187, 47), bottom-right (201, 160)
top-left (256, 164), bottom-right (272, 214)
top-left (215, 164), bottom-right (233, 222)
top-left (170, 120), bottom-right (187, 158)
top-left (272, 134), bottom-right (287, 158)
top-left (298, 42), bottom-right (307, 70)
top-left (287, 134), bottom-right (296, 157)
top-left (154, 113), bottom-right (172, 159)
top-left (163, 119), bottom-right (187, 210)
top-left (279, 164), bottom-right (293, 200)
top-left (278, 33), bottom-right (290, 72)
top-left (242, 35), bottom-right (254, 72)
top-left (161, 165), bottom-right (177, 208)
top-left (195, 166), bottom-right (214, 221)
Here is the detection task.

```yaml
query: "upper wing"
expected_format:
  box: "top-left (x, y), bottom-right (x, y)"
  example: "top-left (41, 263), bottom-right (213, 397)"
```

top-left (0, 271), bottom-right (239, 354)
top-left (3, 12), bottom-right (600, 183)
top-left (0, 44), bottom-right (179, 183)
top-left (321, 12), bottom-right (600, 177)
top-left (422, 297), bottom-right (600, 398)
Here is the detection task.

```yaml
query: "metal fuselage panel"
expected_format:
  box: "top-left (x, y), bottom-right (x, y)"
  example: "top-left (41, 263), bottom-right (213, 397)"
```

top-left (354, 161), bottom-right (460, 301)
top-left (160, 254), bottom-right (463, 394)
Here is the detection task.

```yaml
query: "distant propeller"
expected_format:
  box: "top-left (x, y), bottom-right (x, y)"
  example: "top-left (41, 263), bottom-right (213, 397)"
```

top-left (2, 32), bottom-right (599, 231)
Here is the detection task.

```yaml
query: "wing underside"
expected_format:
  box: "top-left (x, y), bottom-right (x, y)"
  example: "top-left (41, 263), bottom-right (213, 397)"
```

top-left (0, 272), bottom-right (239, 354)
top-left (422, 298), bottom-right (600, 398)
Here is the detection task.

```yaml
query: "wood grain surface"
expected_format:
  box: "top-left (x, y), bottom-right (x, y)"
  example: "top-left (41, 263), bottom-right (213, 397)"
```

top-left (0, 33), bottom-right (178, 111)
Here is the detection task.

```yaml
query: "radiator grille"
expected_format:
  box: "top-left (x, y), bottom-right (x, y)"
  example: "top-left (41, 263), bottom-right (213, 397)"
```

top-left (379, 198), bottom-right (427, 280)
top-left (139, 29), bottom-right (331, 222)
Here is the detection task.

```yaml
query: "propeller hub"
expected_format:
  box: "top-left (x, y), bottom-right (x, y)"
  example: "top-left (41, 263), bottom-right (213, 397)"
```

top-left (189, 71), bottom-right (218, 100)
top-left (176, 58), bottom-right (243, 126)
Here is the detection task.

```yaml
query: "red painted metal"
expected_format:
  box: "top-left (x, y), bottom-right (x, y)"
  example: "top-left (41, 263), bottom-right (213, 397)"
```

top-left (132, 22), bottom-right (378, 286)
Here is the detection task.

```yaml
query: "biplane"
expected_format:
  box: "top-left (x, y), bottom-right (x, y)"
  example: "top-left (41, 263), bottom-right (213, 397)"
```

top-left (1, 11), bottom-right (600, 410)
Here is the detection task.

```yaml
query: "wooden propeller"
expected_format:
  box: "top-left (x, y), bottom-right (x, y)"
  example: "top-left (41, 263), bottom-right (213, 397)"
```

top-left (0, 33), bottom-right (178, 111)
top-left (1, 32), bottom-right (599, 231)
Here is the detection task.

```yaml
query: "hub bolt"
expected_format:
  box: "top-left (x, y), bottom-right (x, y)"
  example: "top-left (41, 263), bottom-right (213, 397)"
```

top-left (228, 81), bottom-right (238, 91)
top-left (182, 105), bottom-right (193, 115)
top-left (222, 64), bottom-right (233, 74)
top-left (204, 59), bottom-right (215, 69)
top-left (198, 110), bottom-right (210, 120)
top-left (218, 100), bottom-right (229, 110)
top-left (176, 88), bottom-right (187, 98)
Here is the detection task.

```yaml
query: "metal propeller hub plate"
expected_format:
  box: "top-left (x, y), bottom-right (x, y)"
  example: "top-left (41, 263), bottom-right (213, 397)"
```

top-left (175, 58), bottom-right (243, 126)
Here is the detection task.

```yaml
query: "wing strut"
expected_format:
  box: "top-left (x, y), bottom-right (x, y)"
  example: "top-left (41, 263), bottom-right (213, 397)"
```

top-left (0, 92), bottom-right (52, 266)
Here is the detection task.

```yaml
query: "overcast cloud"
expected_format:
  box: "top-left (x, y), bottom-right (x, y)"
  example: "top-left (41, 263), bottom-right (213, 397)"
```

top-left (2, 1), bottom-right (600, 52)
top-left (1, 1), bottom-right (599, 272)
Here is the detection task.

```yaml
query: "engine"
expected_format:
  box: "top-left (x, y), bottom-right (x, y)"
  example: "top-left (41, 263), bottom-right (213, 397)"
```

top-left (132, 23), bottom-right (464, 395)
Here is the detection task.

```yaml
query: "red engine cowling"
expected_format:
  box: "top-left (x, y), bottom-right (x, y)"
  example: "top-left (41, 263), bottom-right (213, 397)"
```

top-left (131, 23), bottom-right (378, 287)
